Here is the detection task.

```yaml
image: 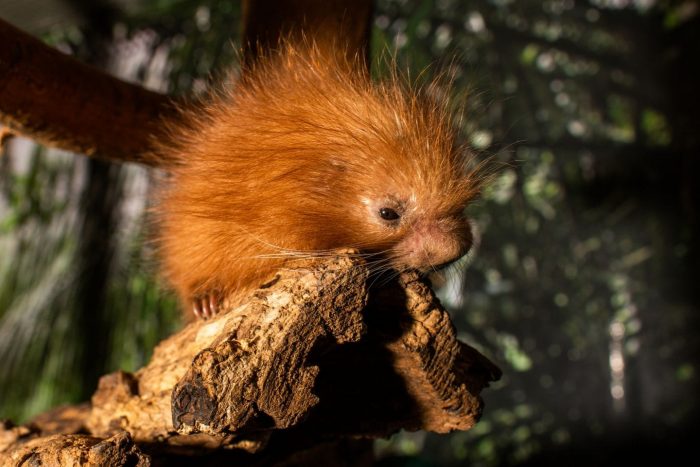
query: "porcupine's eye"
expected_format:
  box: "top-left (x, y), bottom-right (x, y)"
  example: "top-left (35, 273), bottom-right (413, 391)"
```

top-left (379, 207), bottom-right (401, 221)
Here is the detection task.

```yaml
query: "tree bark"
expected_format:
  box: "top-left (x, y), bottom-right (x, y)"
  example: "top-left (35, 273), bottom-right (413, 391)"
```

top-left (0, 253), bottom-right (500, 465)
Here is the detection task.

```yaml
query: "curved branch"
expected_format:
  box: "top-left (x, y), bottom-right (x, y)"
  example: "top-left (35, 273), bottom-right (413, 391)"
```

top-left (0, 18), bottom-right (176, 166)
top-left (0, 1), bottom-right (374, 166)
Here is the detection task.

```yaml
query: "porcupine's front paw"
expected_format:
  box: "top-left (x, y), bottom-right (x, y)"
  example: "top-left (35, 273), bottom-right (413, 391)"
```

top-left (191, 291), bottom-right (222, 320)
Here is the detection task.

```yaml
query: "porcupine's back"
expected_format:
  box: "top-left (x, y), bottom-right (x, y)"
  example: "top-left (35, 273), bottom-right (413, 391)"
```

top-left (156, 43), bottom-right (482, 315)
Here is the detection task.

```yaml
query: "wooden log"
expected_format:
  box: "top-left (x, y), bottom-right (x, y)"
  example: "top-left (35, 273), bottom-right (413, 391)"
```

top-left (298, 272), bottom-right (501, 438)
top-left (0, 253), bottom-right (500, 464)
top-left (0, 425), bottom-right (150, 467)
top-left (87, 252), bottom-right (369, 447)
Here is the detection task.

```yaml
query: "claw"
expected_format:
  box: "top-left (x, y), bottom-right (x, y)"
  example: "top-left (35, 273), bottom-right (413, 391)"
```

top-left (192, 301), bottom-right (202, 320)
top-left (191, 291), bottom-right (222, 320)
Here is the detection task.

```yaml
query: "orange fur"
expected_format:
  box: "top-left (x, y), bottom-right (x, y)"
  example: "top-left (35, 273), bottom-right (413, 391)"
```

top-left (156, 44), bottom-right (485, 317)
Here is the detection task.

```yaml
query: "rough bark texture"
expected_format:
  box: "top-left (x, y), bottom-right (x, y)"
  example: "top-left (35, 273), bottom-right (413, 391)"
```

top-left (0, 18), bottom-right (176, 166)
top-left (88, 253), bottom-right (369, 447)
top-left (0, 254), bottom-right (500, 465)
top-left (0, 425), bottom-right (150, 467)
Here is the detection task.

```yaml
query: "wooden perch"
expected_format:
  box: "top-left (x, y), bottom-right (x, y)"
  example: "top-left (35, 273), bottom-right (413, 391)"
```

top-left (0, 253), bottom-right (500, 465)
top-left (0, 426), bottom-right (150, 467)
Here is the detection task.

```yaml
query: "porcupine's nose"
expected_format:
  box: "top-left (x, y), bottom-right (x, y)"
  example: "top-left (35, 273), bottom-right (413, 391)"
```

top-left (394, 217), bottom-right (473, 271)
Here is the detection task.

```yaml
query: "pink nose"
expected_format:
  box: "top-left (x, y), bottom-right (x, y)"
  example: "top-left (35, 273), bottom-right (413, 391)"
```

top-left (396, 219), bottom-right (472, 271)
top-left (418, 232), bottom-right (471, 269)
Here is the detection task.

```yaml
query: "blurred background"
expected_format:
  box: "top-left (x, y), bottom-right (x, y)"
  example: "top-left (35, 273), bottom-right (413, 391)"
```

top-left (0, 0), bottom-right (698, 465)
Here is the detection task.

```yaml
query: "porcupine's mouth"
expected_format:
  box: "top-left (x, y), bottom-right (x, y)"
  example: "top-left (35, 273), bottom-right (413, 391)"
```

top-left (407, 258), bottom-right (460, 277)
top-left (431, 259), bottom-right (461, 271)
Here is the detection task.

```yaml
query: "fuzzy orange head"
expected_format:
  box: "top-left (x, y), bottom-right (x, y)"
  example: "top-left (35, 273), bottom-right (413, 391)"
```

top-left (158, 43), bottom-right (487, 307)
top-left (329, 136), bottom-right (480, 274)
top-left (260, 54), bottom-right (485, 275)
